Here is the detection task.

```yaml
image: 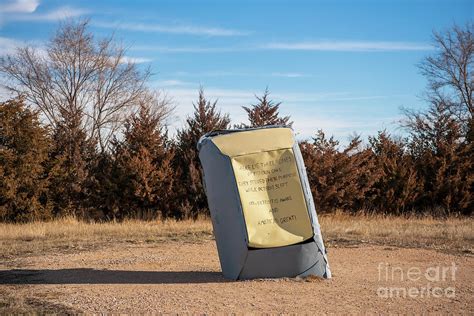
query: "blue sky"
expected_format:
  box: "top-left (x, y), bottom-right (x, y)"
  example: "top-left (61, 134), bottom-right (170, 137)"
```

top-left (0, 0), bottom-right (472, 143)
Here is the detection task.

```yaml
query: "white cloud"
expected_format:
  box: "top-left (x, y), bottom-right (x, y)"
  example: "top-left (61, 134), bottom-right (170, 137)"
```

top-left (10, 6), bottom-right (88, 21)
top-left (93, 21), bottom-right (249, 37)
top-left (133, 45), bottom-right (237, 53)
top-left (262, 40), bottom-right (433, 52)
top-left (154, 79), bottom-right (196, 87)
top-left (166, 71), bottom-right (313, 78)
top-left (0, 36), bottom-right (48, 58)
top-left (131, 40), bottom-right (432, 54)
top-left (0, 84), bottom-right (15, 102)
top-left (0, 37), bottom-right (23, 55)
top-left (293, 114), bottom-right (400, 142)
top-left (119, 56), bottom-right (152, 64)
top-left (0, 0), bottom-right (39, 13)
top-left (321, 94), bottom-right (410, 102)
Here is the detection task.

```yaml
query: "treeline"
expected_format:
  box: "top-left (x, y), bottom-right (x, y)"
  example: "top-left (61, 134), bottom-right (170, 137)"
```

top-left (0, 21), bottom-right (472, 222)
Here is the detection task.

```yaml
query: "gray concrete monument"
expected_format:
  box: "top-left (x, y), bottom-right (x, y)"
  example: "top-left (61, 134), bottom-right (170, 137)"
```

top-left (198, 126), bottom-right (331, 280)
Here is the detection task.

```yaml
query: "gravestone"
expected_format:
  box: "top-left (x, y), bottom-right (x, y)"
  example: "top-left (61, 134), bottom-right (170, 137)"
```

top-left (198, 126), bottom-right (331, 280)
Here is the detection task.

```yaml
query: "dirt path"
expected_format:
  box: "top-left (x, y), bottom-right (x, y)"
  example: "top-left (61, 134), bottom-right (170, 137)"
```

top-left (1, 241), bottom-right (472, 314)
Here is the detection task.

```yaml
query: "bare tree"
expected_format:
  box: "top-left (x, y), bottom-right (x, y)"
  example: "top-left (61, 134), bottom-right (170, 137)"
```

top-left (402, 23), bottom-right (474, 215)
top-left (403, 23), bottom-right (473, 148)
top-left (0, 20), bottom-right (157, 152)
top-left (418, 23), bottom-right (473, 129)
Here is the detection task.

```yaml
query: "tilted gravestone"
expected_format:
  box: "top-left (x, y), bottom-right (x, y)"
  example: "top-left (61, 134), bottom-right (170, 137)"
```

top-left (198, 126), bottom-right (331, 280)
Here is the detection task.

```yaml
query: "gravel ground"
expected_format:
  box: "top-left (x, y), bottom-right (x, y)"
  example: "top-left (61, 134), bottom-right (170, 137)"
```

top-left (0, 240), bottom-right (472, 314)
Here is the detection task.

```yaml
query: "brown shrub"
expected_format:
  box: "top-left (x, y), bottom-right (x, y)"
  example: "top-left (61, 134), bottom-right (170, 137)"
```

top-left (174, 88), bottom-right (230, 218)
top-left (368, 131), bottom-right (420, 214)
top-left (0, 98), bottom-right (51, 222)
top-left (300, 130), bottom-right (378, 213)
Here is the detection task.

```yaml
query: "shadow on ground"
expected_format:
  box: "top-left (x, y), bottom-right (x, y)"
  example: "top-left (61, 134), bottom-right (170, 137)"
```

top-left (0, 269), bottom-right (227, 284)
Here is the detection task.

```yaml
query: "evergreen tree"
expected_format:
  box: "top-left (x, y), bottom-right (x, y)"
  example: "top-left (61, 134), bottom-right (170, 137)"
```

top-left (0, 98), bottom-right (51, 222)
top-left (300, 130), bottom-right (377, 212)
top-left (175, 88), bottom-right (230, 218)
top-left (47, 112), bottom-right (96, 218)
top-left (368, 131), bottom-right (419, 214)
top-left (85, 152), bottom-right (120, 220)
top-left (242, 88), bottom-right (292, 127)
top-left (405, 101), bottom-right (473, 215)
top-left (114, 99), bottom-right (176, 219)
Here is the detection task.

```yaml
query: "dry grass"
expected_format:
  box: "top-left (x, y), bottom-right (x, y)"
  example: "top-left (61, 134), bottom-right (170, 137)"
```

top-left (0, 216), bottom-right (212, 241)
top-left (319, 211), bottom-right (473, 253)
top-left (0, 217), bottom-right (213, 259)
top-left (0, 213), bottom-right (472, 258)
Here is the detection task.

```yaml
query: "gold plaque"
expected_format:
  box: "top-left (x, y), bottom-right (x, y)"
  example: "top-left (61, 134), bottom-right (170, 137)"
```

top-left (231, 148), bottom-right (313, 248)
